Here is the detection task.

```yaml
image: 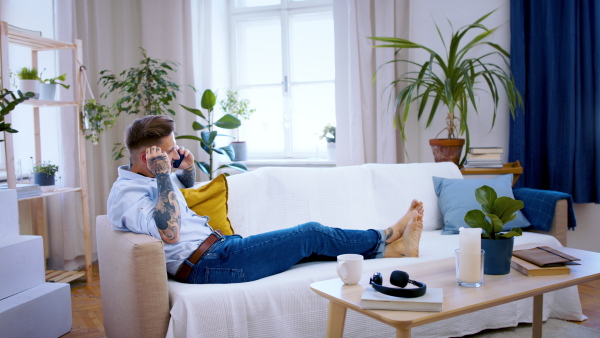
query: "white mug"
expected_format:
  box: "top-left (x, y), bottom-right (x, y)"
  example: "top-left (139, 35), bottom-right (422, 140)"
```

top-left (337, 254), bottom-right (363, 285)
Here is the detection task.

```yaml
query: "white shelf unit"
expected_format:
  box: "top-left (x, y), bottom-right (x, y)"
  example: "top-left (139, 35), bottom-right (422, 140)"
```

top-left (0, 21), bottom-right (92, 282)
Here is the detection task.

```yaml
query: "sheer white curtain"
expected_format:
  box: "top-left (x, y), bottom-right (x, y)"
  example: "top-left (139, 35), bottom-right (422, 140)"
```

top-left (333, 0), bottom-right (411, 166)
top-left (45, 0), bottom-right (226, 270)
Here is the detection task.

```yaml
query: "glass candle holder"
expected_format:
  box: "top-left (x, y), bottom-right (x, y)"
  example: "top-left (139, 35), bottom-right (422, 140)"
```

top-left (455, 249), bottom-right (484, 287)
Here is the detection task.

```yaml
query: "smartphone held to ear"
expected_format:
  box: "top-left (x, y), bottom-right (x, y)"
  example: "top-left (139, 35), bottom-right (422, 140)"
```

top-left (173, 153), bottom-right (185, 168)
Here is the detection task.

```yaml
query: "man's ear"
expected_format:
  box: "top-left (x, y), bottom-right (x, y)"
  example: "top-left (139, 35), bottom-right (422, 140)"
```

top-left (140, 152), bottom-right (147, 164)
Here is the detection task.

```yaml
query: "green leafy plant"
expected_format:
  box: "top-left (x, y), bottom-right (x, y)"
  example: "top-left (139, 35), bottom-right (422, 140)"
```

top-left (220, 89), bottom-right (256, 121)
top-left (33, 161), bottom-right (59, 175)
top-left (38, 69), bottom-right (70, 89)
top-left (0, 89), bottom-right (35, 140)
top-left (319, 123), bottom-right (336, 143)
top-left (82, 99), bottom-right (117, 145)
top-left (16, 67), bottom-right (38, 80)
top-left (98, 47), bottom-right (181, 116)
top-left (370, 10), bottom-right (523, 165)
top-left (176, 87), bottom-right (248, 180)
top-left (464, 185), bottom-right (523, 239)
top-left (97, 47), bottom-right (181, 159)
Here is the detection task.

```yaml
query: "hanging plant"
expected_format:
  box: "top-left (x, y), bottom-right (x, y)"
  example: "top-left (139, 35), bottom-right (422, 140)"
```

top-left (82, 99), bottom-right (117, 145)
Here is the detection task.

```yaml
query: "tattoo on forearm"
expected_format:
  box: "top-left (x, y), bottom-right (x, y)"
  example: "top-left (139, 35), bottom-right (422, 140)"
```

top-left (177, 166), bottom-right (196, 188)
top-left (385, 228), bottom-right (394, 244)
top-left (154, 173), bottom-right (181, 241)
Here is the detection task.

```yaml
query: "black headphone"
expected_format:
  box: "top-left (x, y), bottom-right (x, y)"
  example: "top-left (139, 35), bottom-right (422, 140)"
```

top-left (369, 270), bottom-right (427, 298)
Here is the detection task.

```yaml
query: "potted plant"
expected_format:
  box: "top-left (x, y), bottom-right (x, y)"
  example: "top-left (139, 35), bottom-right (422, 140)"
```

top-left (464, 185), bottom-right (523, 275)
top-left (319, 123), bottom-right (336, 161)
top-left (177, 87), bottom-right (248, 180)
top-left (81, 99), bottom-right (117, 145)
top-left (1, 89), bottom-right (35, 139)
top-left (16, 67), bottom-right (39, 99)
top-left (220, 89), bottom-right (256, 161)
top-left (369, 10), bottom-right (523, 166)
top-left (33, 161), bottom-right (59, 191)
top-left (97, 47), bottom-right (181, 159)
top-left (38, 70), bottom-right (70, 100)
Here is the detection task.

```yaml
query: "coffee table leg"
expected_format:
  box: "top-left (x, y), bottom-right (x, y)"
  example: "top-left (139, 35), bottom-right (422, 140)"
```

top-left (396, 327), bottom-right (411, 338)
top-left (532, 294), bottom-right (543, 338)
top-left (326, 301), bottom-right (347, 338)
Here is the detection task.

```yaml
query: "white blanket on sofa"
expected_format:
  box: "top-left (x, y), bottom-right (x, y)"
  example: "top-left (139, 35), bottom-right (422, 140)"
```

top-left (166, 163), bottom-right (584, 338)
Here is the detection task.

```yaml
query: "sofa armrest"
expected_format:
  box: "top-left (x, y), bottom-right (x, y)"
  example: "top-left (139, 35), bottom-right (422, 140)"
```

top-left (96, 215), bottom-right (170, 338)
top-left (513, 188), bottom-right (576, 247)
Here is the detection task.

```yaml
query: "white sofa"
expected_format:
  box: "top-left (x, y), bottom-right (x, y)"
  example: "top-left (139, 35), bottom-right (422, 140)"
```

top-left (96, 162), bottom-right (583, 338)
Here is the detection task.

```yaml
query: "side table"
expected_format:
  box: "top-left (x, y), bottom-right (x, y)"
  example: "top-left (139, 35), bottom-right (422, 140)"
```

top-left (461, 160), bottom-right (523, 186)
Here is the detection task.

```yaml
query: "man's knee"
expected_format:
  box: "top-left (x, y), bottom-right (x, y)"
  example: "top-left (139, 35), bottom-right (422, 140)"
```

top-left (297, 221), bottom-right (326, 232)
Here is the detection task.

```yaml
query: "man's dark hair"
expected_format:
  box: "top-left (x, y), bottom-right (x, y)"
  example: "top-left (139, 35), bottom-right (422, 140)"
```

top-left (125, 115), bottom-right (175, 152)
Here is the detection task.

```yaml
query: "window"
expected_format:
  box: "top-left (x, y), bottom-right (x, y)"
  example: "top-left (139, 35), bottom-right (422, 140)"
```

top-left (229, 0), bottom-right (335, 159)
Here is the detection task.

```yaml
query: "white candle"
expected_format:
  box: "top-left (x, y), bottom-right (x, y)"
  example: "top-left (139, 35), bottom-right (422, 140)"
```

top-left (458, 227), bottom-right (482, 283)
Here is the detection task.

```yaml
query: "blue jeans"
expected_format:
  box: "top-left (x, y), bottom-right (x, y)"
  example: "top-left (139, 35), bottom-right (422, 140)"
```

top-left (187, 222), bottom-right (386, 284)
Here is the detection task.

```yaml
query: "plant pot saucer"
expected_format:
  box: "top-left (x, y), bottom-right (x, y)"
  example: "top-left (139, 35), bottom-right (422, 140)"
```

top-left (41, 185), bottom-right (55, 193)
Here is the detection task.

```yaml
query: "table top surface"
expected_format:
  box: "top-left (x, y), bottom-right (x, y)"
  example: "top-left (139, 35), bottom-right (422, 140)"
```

top-left (310, 246), bottom-right (600, 329)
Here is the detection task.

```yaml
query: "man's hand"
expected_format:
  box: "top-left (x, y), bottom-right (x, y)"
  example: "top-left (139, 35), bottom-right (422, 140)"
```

top-left (174, 146), bottom-right (195, 170)
top-left (146, 146), bottom-right (170, 175)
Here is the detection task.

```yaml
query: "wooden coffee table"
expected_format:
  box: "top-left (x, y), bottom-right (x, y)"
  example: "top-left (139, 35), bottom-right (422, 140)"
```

top-left (311, 246), bottom-right (600, 338)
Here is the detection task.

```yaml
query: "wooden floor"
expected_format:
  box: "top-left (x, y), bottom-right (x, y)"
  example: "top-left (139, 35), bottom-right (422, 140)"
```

top-left (62, 262), bottom-right (600, 337)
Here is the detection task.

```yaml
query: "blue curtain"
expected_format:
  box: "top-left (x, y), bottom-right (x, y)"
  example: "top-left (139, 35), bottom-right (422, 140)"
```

top-left (509, 0), bottom-right (600, 203)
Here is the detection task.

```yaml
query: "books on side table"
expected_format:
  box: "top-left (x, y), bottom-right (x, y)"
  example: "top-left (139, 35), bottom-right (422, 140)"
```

top-left (511, 246), bottom-right (580, 277)
top-left (464, 147), bottom-right (503, 168)
top-left (360, 287), bottom-right (443, 312)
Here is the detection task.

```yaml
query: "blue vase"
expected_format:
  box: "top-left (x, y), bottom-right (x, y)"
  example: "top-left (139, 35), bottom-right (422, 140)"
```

top-left (34, 173), bottom-right (55, 186)
top-left (481, 237), bottom-right (514, 275)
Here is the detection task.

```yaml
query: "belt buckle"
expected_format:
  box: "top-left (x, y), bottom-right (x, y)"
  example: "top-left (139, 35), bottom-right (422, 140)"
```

top-left (213, 229), bottom-right (224, 239)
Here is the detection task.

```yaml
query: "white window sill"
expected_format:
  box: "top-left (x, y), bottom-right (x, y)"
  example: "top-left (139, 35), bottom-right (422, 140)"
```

top-left (240, 158), bottom-right (336, 169)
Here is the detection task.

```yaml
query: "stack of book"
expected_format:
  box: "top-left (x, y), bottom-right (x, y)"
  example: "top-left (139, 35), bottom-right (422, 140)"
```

top-left (0, 183), bottom-right (43, 199)
top-left (511, 246), bottom-right (580, 276)
top-left (464, 147), bottom-right (504, 168)
top-left (360, 287), bottom-right (443, 311)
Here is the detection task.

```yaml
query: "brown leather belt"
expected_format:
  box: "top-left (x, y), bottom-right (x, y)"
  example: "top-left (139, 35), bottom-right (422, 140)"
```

top-left (174, 229), bottom-right (223, 283)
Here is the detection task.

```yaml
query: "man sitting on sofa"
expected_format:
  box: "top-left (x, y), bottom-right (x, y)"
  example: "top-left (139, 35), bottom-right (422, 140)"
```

top-left (108, 115), bottom-right (424, 284)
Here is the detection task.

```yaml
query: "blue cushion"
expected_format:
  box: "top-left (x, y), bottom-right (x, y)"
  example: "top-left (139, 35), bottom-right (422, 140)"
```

top-left (433, 174), bottom-right (531, 235)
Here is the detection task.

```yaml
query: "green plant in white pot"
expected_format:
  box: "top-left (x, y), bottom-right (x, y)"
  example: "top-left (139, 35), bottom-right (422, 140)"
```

top-left (220, 89), bottom-right (256, 161)
top-left (319, 123), bottom-right (336, 161)
top-left (370, 10), bottom-right (523, 165)
top-left (16, 67), bottom-right (39, 99)
top-left (33, 161), bottom-right (59, 192)
top-left (38, 70), bottom-right (70, 101)
top-left (464, 185), bottom-right (523, 275)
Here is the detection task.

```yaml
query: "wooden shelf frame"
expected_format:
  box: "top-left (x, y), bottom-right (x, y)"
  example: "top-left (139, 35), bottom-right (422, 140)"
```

top-left (0, 21), bottom-right (92, 282)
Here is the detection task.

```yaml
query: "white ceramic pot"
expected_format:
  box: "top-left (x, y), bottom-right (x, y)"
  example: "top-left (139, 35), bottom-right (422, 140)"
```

top-left (327, 142), bottom-right (336, 161)
top-left (39, 83), bottom-right (57, 100)
top-left (230, 141), bottom-right (248, 161)
top-left (18, 79), bottom-right (39, 99)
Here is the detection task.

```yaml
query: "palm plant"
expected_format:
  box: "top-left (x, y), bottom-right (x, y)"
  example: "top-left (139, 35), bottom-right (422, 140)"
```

top-left (0, 89), bottom-right (34, 139)
top-left (370, 10), bottom-right (523, 165)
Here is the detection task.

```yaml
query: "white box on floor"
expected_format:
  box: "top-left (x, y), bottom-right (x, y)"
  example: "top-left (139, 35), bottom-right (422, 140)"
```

top-left (0, 282), bottom-right (71, 338)
top-left (0, 189), bottom-right (19, 239)
top-left (0, 235), bottom-right (45, 300)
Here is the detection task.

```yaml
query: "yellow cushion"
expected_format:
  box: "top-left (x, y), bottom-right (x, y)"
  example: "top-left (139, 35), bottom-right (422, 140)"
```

top-left (180, 174), bottom-right (234, 235)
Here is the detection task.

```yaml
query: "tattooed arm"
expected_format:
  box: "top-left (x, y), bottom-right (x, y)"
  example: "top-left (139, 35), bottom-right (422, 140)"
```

top-left (175, 147), bottom-right (196, 188)
top-left (147, 146), bottom-right (181, 244)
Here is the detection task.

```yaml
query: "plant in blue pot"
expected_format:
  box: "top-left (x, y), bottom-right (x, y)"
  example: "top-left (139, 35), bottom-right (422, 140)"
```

top-left (33, 161), bottom-right (59, 192)
top-left (464, 185), bottom-right (523, 275)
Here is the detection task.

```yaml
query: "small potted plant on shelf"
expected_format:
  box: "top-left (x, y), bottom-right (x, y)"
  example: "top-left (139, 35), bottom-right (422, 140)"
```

top-left (16, 67), bottom-right (39, 99)
top-left (319, 123), bottom-right (336, 161)
top-left (464, 185), bottom-right (523, 275)
top-left (33, 161), bottom-right (59, 192)
top-left (38, 69), bottom-right (70, 101)
top-left (220, 89), bottom-right (256, 161)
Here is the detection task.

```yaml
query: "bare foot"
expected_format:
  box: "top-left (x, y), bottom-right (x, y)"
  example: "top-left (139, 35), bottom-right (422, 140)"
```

top-left (384, 211), bottom-right (423, 258)
top-left (382, 199), bottom-right (424, 244)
